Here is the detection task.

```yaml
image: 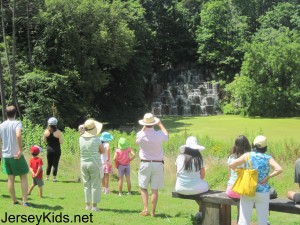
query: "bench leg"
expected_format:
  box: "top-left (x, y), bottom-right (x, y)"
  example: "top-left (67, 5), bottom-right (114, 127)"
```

top-left (220, 204), bottom-right (231, 225)
top-left (201, 202), bottom-right (231, 225)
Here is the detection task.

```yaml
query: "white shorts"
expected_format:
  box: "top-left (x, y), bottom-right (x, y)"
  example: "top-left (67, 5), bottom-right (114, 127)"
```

top-left (138, 162), bottom-right (164, 189)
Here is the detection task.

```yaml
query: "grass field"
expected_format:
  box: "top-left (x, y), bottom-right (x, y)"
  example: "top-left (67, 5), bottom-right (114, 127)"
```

top-left (0, 115), bottom-right (299, 225)
top-left (163, 115), bottom-right (300, 142)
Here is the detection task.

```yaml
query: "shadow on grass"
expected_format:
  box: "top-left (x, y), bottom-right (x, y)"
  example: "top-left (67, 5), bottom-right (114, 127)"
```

top-left (102, 208), bottom-right (172, 218)
top-left (1, 194), bottom-right (63, 210)
top-left (30, 203), bottom-right (64, 211)
top-left (60, 180), bottom-right (81, 184)
top-left (161, 117), bottom-right (194, 133)
top-left (110, 190), bottom-right (140, 196)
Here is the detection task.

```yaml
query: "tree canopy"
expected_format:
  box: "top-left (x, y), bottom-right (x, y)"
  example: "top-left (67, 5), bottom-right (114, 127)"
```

top-left (0, 0), bottom-right (299, 127)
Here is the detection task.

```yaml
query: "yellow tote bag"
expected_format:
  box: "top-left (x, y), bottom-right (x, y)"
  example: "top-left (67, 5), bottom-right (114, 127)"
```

top-left (232, 155), bottom-right (258, 197)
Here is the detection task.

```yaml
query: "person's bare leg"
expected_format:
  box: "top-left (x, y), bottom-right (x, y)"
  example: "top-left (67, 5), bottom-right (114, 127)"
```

top-left (287, 191), bottom-right (295, 200)
top-left (151, 189), bottom-right (158, 217)
top-left (106, 174), bottom-right (110, 189)
top-left (118, 177), bottom-right (123, 194)
top-left (20, 174), bottom-right (29, 204)
top-left (101, 176), bottom-right (105, 188)
top-left (28, 183), bottom-right (35, 195)
top-left (39, 187), bottom-right (43, 198)
top-left (8, 175), bottom-right (17, 203)
top-left (140, 188), bottom-right (148, 214)
top-left (125, 175), bottom-right (131, 193)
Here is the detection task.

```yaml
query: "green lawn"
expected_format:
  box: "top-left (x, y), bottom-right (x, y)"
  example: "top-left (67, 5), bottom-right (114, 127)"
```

top-left (1, 162), bottom-right (299, 225)
top-left (162, 115), bottom-right (300, 142)
top-left (0, 115), bottom-right (300, 225)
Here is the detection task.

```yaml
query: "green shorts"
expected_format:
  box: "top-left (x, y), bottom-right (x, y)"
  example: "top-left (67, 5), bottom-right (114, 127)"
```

top-left (2, 155), bottom-right (29, 176)
top-left (32, 177), bottom-right (44, 187)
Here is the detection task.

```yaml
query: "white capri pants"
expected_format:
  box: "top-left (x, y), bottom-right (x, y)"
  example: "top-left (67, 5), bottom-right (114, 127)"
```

top-left (238, 192), bottom-right (269, 225)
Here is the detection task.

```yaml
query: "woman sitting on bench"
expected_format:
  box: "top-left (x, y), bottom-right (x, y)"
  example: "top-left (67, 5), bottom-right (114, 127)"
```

top-left (287, 157), bottom-right (300, 204)
top-left (175, 136), bottom-right (209, 196)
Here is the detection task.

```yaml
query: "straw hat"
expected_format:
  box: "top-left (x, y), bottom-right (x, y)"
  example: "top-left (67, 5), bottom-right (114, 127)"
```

top-left (138, 113), bottom-right (160, 126)
top-left (82, 119), bottom-right (103, 137)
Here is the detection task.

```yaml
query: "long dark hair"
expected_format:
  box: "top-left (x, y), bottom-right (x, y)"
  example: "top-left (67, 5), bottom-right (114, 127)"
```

top-left (253, 145), bottom-right (267, 153)
top-left (48, 125), bottom-right (57, 133)
top-left (230, 135), bottom-right (251, 158)
top-left (183, 147), bottom-right (203, 172)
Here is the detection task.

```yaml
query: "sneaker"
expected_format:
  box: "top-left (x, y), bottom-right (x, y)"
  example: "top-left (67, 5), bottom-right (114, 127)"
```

top-left (23, 202), bottom-right (31, 207)
top-left (46, 177), bottom-right (49, 181)
top-left (127, 192), bottom-right (131, 195)
top-left (13, 201), bottom-right (20, 205)
top-left (53, 179), bottom-right (57, 182)
top-left (118, 193), bottom-right (123, 196)
top-left (105, 188), bottom-right (110, 194)
top-left (85, 206), bottom-right (91, 210)
top-left (91, 207), bottom-right (100, 212)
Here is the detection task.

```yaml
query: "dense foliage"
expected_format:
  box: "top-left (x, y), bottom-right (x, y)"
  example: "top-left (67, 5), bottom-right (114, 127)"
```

top-left (0, 0), bottom-right (300, 127)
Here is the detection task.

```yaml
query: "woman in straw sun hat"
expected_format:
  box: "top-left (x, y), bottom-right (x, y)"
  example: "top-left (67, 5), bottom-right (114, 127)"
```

top-left (79, 119), bottom-right (105, 212)
top-left (136, 113), bottom-right (169, 217)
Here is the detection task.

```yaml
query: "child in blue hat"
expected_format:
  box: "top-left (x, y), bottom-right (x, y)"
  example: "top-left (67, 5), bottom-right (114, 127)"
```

top-left (100, 132), bottom-right (113, 194)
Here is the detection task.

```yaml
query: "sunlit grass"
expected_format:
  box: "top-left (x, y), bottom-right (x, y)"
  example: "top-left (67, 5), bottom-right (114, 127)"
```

top-left (1, 115), bottom-right (299, 224)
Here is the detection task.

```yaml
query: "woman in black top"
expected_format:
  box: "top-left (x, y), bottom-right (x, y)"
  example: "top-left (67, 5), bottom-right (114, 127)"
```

top-left (43, 117), bottom-right (63, 182)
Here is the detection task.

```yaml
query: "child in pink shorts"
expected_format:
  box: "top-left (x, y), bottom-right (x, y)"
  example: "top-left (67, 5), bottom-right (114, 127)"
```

top-left (100, 132), bottom-right (113, 194)
top-left (114, 138), bottom-right (135, 196)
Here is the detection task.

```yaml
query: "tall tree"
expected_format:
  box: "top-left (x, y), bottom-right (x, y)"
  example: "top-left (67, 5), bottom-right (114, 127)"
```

top-left (140, 0), bottom-right (198, 71)
top-left (197, 0), bottom-right (249, 81)
top-left (240, 27), bottom-right (300, 116)
top-left (0, 56), bottom-right (6, 120)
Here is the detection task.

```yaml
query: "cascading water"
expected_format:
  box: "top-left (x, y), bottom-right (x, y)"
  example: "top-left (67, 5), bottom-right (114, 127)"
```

top-left (151, 70), bottom-right (219, 116)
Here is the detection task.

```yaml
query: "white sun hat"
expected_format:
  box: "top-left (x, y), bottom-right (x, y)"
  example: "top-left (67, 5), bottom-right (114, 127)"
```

top-left (180, 136), bottom-right (205, 153)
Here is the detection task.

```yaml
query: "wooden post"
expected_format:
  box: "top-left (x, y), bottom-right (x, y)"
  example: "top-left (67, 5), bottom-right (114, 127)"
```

top-left (52, 103), bottom-right (57, 117)
top-left (202, 202), bottom-right (231, 225)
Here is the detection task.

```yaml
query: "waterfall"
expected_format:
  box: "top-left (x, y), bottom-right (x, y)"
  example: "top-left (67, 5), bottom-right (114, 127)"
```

top-left (151, 70), bottom-right (219, 116)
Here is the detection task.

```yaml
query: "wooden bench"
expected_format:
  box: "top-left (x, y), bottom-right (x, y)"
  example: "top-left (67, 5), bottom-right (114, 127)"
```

top-left (172, 190), bottom-right (300, 225)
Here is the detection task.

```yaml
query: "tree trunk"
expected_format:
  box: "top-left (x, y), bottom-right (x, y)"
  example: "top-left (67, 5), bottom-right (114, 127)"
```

top-left (26, 0), bottom-right (32, 68)
top-left (11, 0), bottom-right (21, 117)
top-left (0, 57), bottom-right (6, 121)
top-left (1, 0), bottom-right (12, 77)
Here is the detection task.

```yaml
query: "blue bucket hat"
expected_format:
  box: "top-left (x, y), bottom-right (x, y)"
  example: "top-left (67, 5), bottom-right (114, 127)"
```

top-left (100, 132), bottom-right (113, 142)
